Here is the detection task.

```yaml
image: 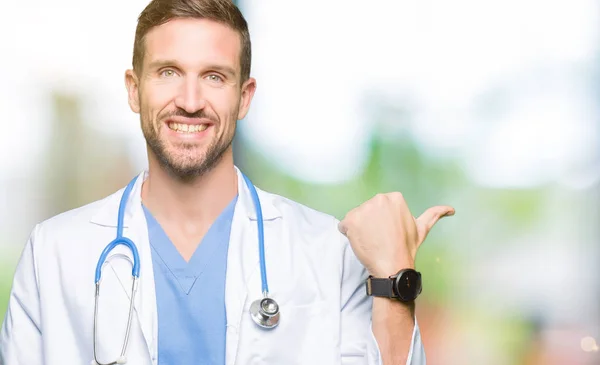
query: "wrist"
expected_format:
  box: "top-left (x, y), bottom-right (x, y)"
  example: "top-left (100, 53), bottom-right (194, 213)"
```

top-left (366, 268), bottom-right (422, 302)
top-left (368, 260), bottom-right (414, 278)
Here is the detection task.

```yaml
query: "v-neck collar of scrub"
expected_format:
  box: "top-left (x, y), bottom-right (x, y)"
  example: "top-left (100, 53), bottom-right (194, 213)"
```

top-left (142, 195), bottom-right (238, 294)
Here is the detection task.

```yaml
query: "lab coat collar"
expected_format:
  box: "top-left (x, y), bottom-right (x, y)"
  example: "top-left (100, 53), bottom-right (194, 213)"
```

top-left (89, 166), bottom-right (282, 228)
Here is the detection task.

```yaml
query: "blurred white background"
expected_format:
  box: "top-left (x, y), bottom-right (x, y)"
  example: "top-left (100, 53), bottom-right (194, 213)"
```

top-left (1, 1), bottom-right (599, 363)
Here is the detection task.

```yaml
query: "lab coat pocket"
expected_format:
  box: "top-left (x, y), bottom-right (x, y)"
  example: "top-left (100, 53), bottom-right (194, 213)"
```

top-left (239, 301), bottom-right (337, 365)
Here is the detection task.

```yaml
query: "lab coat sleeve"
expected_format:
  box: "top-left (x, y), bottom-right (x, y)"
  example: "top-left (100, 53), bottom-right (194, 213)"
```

top-left (0, 225), bottom-right (43, 365)
top-left (339, 231), bottom-right (426, 365)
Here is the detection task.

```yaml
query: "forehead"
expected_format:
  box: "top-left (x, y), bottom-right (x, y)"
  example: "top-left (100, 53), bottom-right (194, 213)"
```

top-left (143, 18), bottom-right (241, 71)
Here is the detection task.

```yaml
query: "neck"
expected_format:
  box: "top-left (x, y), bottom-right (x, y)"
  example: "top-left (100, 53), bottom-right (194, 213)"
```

top-left (141, 149), bottom-right (238, 228)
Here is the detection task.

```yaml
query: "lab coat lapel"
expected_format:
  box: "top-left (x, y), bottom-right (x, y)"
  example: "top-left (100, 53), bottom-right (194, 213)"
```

top-left (224, 194), bottom-right (251, 365)
top-left (225, 168), bottom-right (281, 365)
top-left (127, 197), bottom-right (157, 361)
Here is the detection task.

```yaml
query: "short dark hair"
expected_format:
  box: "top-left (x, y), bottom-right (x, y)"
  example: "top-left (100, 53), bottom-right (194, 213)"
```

top-left (133, 0), bottom-right (251, 81)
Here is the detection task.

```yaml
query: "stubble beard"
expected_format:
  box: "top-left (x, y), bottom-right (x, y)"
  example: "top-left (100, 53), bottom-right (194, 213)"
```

top-left (140, 107), bottom-right (237, 182)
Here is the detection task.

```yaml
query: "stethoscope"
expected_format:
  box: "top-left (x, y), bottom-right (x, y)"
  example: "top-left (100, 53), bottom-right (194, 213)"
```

top-left (92, 173), bottom-right (279, 365)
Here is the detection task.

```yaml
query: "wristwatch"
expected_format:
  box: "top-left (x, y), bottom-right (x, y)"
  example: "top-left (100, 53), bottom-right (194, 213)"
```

top-left (366, 269), bottom-right (422, 302)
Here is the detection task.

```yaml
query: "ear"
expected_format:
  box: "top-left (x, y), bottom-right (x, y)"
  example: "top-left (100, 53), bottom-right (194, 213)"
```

top-left (237, 77), bottom-right (257, 120)
top-left (125, 69), bottom-right (141, 114)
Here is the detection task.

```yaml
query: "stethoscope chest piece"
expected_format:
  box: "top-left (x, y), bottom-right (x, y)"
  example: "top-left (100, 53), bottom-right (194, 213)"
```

top-left (250, 297), bottom-right (280, 329)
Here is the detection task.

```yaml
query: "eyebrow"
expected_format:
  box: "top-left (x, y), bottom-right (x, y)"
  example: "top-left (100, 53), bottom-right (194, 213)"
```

top-left (147, 59), bottom-right (237, 77)
top-left (147, 59), bottom-right (179, 70)
top-left (209, 65), bottom-right (237, 78)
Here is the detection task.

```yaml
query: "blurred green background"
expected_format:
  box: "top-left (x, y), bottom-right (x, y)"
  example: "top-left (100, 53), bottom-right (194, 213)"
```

top-left (1, 1), bottom-right (599, 364)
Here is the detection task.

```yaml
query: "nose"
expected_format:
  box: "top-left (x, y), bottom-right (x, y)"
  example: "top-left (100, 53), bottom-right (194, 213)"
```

top-left (174, 76), bottom-right (206, 113)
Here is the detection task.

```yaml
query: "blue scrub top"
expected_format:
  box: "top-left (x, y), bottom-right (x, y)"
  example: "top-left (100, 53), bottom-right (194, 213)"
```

top-left (143, 196), bottom-right (238, 365)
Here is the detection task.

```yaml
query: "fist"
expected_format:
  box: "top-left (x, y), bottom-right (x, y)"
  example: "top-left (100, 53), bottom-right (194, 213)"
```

top-left (338, 192), bottom-right (454, 277)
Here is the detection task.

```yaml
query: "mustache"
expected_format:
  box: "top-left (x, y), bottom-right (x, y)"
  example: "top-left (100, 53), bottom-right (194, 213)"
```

top-left (160, 108), bottom-right (219, 123)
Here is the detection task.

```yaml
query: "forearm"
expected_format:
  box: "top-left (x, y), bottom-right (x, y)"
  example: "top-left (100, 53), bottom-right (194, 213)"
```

top-left (338, 191), bottom-right (452, 364)
top-left (372, 298), bottom-right (416, 365)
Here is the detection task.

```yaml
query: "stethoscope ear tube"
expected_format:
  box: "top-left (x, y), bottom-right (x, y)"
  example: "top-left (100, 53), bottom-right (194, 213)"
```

top-left (93, 276), bottom-right (138, 365)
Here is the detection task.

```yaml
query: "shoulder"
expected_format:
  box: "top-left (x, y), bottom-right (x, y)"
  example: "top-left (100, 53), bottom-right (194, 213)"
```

top-left (256, 187), bottom-right (347, 246)
top-left (262, 187), bottom-right (340, 225)
top-left (32, 187), bottom-right (123, 241)
top-left (256, 188), bottom-right (368, 292)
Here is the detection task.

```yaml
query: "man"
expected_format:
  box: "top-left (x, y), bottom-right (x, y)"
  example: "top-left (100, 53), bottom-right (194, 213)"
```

top-left (0, 0), bottom-right (454, 364)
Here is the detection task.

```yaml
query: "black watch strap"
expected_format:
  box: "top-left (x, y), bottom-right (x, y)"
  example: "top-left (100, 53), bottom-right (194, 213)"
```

top-left (366, 276), bottom-right (397, 298)
top-left (366, 269), bottom-right (422, 301)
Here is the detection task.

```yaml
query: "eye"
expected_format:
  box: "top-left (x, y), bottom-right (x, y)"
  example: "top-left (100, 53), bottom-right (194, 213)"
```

top-left (206, 74), bottom-right (223, 83)
top-left (160, 69), bottom-right (177, 77)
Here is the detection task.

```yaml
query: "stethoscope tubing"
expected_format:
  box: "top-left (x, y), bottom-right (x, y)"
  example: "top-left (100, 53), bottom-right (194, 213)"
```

top-left (241, 173), bottom-right (270, 296)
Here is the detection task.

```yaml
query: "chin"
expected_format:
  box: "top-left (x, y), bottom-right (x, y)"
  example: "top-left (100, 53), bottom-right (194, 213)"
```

top-left (164, 153), bottom-right (214, 177)
top-left (169, 153), bottom-right (207, 169)
top-left (161, 161), bottom-right (208, 180)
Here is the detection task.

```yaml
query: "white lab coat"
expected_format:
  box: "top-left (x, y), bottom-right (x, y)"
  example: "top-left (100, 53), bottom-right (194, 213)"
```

top-left (0, 168), bottom-right (425, 365)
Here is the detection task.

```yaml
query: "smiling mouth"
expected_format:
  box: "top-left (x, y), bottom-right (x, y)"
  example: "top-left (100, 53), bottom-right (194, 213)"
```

top-left (167, 122), bottom-right (209, 133)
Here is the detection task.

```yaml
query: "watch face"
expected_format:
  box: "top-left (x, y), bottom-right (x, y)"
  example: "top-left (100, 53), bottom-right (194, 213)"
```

top-left (395, 270), bottom-right (421, 301)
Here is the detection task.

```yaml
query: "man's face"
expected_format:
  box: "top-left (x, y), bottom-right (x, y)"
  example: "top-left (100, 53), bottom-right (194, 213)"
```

top-left (125, 18), bottom-right (255, 179)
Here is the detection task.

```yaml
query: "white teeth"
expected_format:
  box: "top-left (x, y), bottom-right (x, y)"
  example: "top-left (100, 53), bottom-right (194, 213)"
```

top-left (167, 122), bottom-right (209, 133)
